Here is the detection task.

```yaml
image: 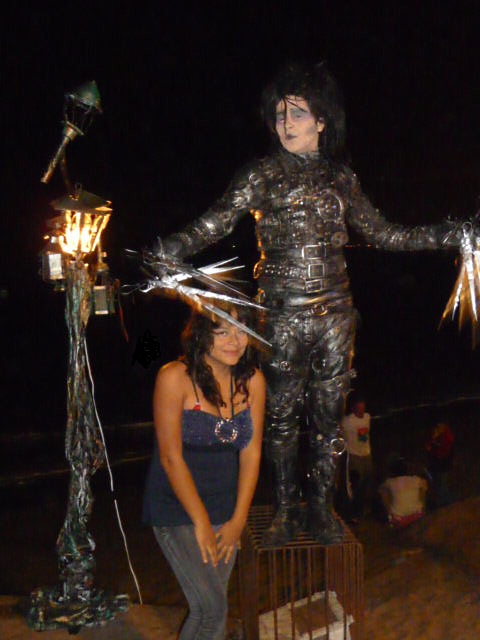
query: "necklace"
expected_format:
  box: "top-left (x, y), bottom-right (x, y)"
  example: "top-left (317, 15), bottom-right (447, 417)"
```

top-left (214, 374), bottom-right (238, 444)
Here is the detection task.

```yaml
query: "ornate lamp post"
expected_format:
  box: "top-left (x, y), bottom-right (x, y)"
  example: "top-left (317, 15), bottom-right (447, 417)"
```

top-left (28, 84), bottom-right (128, 633)
top-left (41, 80), bottom-right (102, 189)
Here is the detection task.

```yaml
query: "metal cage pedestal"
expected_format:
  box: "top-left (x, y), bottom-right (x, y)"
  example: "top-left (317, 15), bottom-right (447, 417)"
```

top-left (239, 505), bottom-right (364, 640)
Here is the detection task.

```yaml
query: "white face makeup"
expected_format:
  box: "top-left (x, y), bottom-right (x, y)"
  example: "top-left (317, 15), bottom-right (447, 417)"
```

top-left (275, 95), bottom-right (325, 154)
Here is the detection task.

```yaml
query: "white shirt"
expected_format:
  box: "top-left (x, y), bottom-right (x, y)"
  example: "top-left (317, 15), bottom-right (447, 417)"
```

top-left (383, 476), bottom-right (427, 517)
top-left (342, 413), bottom-right (371, 457)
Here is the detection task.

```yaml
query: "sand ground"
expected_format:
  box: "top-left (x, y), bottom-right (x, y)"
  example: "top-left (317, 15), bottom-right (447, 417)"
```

top-left (1, 498), bottom-right (480, 639)
top-left (1, 401), bottom-right (480, 638)
top-left (359, 498), bottom-right (480, 639)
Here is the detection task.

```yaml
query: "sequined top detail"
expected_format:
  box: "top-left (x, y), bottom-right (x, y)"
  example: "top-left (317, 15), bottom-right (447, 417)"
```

top-left (182, 407), bottom-right (253, 450)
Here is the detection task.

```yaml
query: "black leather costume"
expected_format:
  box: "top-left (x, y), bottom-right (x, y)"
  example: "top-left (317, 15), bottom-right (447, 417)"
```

top-left (162, 148), bottom-right (457, 544)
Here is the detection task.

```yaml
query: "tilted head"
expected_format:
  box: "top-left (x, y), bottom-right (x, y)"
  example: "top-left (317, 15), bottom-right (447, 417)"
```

top-left (261, 60), bottom-right (346, 159)
top-left (181, 305), bottom-right (258, 405)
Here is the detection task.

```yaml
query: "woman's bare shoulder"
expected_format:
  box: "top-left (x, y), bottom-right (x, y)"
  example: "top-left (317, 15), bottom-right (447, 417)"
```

top-left (248, 367), bottom-right (266, 393)
top-left (156, 360), bottom-right (189, 388)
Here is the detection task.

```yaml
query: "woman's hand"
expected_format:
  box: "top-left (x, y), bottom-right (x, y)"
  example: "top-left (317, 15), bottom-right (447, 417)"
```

top-left (194, 519), bottom-right (218, 566)
top-left (216, 519), bottom-right (244, 564)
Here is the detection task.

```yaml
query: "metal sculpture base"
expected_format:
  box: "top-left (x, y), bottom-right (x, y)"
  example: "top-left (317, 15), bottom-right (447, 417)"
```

top-left (28, 587), bottom-right (129, 633)
top-left (238, 504), bottom-right (365, 639)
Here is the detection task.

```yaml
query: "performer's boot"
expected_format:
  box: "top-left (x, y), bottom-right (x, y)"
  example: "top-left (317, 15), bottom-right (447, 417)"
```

top-left (305, 362), bottom-right (354, 544)
top-left (262, 452), bottom-right (304, 547)
top-left (307, 447), bottom-right (344, 545)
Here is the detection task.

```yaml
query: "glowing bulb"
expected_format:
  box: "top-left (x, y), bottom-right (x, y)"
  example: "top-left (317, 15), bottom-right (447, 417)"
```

top-left (59, 210), bottom-right (110, 256)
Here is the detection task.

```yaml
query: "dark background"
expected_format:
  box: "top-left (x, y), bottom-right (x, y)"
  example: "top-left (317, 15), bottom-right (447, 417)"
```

top-left (2, 2), bottom-right (480, 437)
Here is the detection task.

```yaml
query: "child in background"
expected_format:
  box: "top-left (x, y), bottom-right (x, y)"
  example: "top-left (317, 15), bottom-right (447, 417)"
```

top-left (341, 391), bottom-right (372, 522)
top-left (425, 421), bottom-right (455, 507)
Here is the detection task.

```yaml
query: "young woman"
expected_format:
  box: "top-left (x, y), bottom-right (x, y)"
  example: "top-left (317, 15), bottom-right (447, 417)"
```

top-left (143, 308), bottom-right (266, 640)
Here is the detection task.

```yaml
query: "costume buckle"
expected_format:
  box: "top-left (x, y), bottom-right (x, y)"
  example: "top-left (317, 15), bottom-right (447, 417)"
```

top-left (306, 263), bottom-right (326, 278)
top-left (301, 244), bottom-right (326, 259)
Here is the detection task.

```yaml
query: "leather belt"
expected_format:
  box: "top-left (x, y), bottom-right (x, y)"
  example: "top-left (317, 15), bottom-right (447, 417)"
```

top-left (258, 255), bottom-right (346, 281)
top-left (258, 274), bottom-right (350, 297)
top-left (258, 288), bottom-right (353, 309)
top-left (268, 243), bottom-right (329, 260)
top-left (267, 237), bottom-right (348, 259)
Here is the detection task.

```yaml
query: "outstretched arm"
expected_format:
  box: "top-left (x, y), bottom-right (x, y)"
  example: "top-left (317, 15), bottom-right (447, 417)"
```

top-left (161, 161), bottom-right (266, 259)
top-left (216, 368), bottom-right (266, 563)
top-left (341, 168), bottom-right (460, 251)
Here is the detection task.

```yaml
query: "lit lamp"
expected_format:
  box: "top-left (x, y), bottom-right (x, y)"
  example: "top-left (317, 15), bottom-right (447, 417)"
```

top-left (29, 85), bottom-right (128, 633)
top-left (54, 190), bottom-right (112, 255)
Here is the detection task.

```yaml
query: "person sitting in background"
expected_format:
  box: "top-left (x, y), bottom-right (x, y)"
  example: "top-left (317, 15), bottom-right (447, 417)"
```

top-left (379, 457), bottom-right (427, 529)
top-left (341, 390), bottom-right (372, 522)
top-left (425, 420), bottom-right (455, 507)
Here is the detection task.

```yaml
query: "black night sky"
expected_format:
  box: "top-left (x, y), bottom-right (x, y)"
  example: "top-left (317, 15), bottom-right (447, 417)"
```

top-left (2, 2), bottom-right (480, 434)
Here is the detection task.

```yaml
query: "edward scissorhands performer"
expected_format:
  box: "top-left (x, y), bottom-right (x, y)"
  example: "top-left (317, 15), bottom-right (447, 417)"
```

top-left (156, 61), bottom-right (460, 546)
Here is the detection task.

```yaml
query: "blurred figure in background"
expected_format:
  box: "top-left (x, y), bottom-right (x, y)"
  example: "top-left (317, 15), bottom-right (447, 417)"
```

top-left (425, 420), bottom-right (455, 508)
top-left (341, 390), bottom-right (372, 522)
top-left (379, 457), bottom-right (427, 529)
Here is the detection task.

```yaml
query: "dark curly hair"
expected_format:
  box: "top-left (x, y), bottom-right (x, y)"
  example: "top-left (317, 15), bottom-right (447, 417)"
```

top-left (180, 306), bottom-right (259, 408)
top-left (261, 60), bottom-right (347, 161)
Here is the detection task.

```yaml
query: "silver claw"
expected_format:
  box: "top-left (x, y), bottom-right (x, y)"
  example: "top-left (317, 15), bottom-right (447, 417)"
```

top-left (123, 249), bottom-right (271, 347)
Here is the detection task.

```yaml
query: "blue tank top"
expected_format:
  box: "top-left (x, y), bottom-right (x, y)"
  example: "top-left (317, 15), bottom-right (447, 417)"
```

top-left (142, 407), bottom-right (254, 527)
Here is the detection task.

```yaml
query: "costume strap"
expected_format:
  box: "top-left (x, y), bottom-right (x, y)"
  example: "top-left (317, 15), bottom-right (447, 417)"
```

top-left (191, 378), bottom-right (201, 410)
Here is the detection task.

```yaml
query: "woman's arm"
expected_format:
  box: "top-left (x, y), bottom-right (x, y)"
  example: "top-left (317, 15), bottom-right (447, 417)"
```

top-left (154, 362), bottom-right (218, 565)
top-left (216, 367), bottom-right (266, 562)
